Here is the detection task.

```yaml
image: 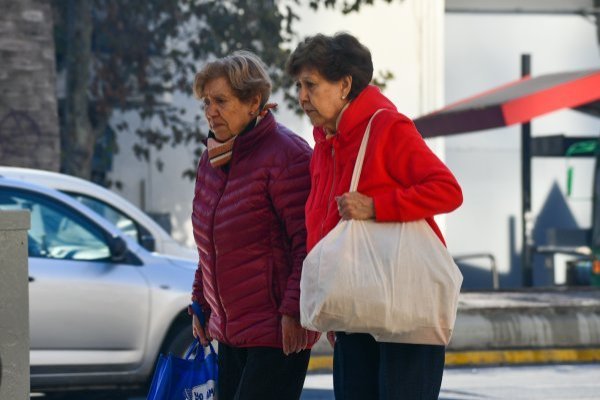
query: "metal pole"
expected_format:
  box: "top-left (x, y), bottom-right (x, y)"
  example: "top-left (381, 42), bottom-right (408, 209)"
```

top-left (521, 54), bottom-right (533, 287)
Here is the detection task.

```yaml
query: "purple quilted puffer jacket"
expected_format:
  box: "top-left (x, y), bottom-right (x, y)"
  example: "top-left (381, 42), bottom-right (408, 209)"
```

top-left (191, 112), bottom-right (319, 348)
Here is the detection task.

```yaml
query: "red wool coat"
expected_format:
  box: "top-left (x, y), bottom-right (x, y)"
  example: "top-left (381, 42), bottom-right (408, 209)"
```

top-left (192, 112), bottom-right (319, 348)
top-left (306, 85), bottom-right (463, 252)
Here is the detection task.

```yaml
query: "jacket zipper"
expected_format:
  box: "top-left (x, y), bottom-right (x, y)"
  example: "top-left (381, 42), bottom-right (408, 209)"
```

top-left (211, 173), bottom-right (228, 338)
top-left (320, 144), bottom-right (336, 238)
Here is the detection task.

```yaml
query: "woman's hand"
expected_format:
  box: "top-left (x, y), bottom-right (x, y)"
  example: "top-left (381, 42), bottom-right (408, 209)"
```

top-left (326, 331), bottom-right (336, 348)
top-left (281, 315), bottom-right (308, 355)
top-left (192, 314), bottom-right (212, 347)
top-left (336, 192), bottom-right (375, 220)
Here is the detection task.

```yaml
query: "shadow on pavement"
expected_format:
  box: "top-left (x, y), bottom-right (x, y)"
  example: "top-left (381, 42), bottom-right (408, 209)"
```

top-left (300, 388), bottom-right (485, 400)
top-left (301, 388), bottom-right (334, 399)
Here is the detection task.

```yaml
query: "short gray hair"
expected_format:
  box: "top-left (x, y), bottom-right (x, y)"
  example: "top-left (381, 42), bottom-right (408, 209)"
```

top-left (193, 50), bottom-right (272, 108)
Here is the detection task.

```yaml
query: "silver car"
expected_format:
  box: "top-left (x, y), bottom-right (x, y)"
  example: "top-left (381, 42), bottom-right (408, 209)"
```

top-left (0, 178), bottom-right (196, 397)
top-left (0, 166), bottom-right (197, 260)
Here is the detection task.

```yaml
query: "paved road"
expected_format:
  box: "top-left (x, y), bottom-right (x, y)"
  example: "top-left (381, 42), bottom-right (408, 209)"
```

top-left (35, 363), bottom-right (600, 399)
top-left (301, 363), bottom-right (600, 400)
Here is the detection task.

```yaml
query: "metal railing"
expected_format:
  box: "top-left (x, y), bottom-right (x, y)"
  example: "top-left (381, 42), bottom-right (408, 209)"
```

top-left (453, 253), bottom-right (499, 290)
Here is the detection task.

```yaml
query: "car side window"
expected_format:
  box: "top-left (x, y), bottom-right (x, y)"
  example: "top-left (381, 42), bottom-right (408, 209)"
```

top-left (0, 188), bottom-right (111, 261)
top-left (64, 192), bottom-right (142, 244)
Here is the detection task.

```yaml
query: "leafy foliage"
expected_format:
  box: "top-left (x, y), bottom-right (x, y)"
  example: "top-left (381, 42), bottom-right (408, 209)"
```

top-left (52, 0), bottom-right (398, 181)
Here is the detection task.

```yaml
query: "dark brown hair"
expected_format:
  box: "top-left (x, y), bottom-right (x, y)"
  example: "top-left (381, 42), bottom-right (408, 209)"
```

top-left (286, 32), bottom-right (373, 100)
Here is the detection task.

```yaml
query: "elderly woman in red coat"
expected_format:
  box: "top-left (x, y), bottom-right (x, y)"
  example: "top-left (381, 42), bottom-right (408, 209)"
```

top-left (287, 33), bottom-right (463, 400)
top-left (190, 50), bottom-right (317, 400)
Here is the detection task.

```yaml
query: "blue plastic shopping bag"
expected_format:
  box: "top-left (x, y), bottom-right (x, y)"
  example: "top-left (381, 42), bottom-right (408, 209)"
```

top-left (147, 339), bottom-right (218, 400)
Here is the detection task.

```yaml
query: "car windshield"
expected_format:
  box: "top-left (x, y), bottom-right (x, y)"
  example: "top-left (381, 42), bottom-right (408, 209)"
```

top-left (65, 192), bottom-right (139, 243)
top-left (0, 188), bottom-right (110, 261)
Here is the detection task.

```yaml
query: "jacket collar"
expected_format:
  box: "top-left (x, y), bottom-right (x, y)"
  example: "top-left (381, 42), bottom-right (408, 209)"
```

top-left (313, 85), bottom-right (397, 145)
top-left (232, 110), bottom-right (276, 159)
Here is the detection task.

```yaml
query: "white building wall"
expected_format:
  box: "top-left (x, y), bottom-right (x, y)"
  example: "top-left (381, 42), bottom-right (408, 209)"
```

top-left (444, 13), bottom-right (600, 287)
top-left (108, 0), bottom-right (445, 249)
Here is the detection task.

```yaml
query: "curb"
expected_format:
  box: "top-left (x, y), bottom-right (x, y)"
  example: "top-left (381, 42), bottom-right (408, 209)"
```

top-left (307, 347), bottom-right (600, 371)
top-left (445, 347), bottom-right (600, 366)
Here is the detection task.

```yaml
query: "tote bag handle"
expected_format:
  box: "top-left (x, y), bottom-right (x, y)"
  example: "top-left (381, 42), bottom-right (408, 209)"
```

top-left (183, 338), bottom-right (217, 361)
top-left (349, 109), bottom-right (386, 192)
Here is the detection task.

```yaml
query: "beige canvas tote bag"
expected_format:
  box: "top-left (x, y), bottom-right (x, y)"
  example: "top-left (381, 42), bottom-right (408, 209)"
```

top-left (300, 109), bottom-right (463, 345)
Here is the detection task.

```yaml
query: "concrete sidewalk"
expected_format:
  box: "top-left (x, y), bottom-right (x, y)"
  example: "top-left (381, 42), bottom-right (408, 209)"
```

top-left (308, 288), bottom-right (600, 371)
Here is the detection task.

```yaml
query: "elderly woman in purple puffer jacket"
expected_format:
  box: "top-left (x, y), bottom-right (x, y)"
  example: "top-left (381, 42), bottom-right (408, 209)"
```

top-left (189, 50), bottom-right (318, 400)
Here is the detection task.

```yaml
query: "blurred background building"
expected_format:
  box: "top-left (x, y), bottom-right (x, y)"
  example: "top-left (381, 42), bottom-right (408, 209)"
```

top-left (444, 0), bottom-right (600, 288)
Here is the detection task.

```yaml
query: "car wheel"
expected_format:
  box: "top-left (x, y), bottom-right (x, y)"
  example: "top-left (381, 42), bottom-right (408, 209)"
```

top-left (143, 322), bottom-right (196, 394)
top-left (164, 323), bottom-right (196, 357)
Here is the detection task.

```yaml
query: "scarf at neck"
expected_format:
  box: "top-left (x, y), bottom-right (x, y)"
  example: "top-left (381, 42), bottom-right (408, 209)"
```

top-left (207, 103), bottom-right (278, 168)
top-left (207, 135), bottom-right (236, 168)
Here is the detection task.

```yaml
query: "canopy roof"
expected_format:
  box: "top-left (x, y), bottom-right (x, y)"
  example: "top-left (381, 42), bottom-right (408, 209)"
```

top-left (414, 69), bottom-right (600, 138)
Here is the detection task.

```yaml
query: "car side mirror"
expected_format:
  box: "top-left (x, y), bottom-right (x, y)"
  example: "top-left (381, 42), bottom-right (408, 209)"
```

top-left (140, 234), bottom-right (156, 252)
top-left (108, 236), bottom-right (128, 262)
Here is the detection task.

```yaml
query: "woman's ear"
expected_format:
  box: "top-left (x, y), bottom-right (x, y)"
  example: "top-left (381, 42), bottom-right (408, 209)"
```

top-left (341, 75), bottom-right (353, 100)
top-left (250, 94), bottom-right (262, 114)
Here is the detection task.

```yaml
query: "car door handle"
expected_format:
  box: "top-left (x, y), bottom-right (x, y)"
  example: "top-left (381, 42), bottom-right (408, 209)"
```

top-left (28, 276), bottom-right (35, 282)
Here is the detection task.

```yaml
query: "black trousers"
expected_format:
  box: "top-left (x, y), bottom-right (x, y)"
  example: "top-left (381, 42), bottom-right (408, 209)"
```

top-left (333, 333), bottom-right (445, 400)
top-left (217, 342), bottom-right (310, 400)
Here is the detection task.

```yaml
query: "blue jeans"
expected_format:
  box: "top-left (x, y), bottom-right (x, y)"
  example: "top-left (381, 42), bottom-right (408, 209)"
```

top-left (333, 332), bottom-right (445, 400)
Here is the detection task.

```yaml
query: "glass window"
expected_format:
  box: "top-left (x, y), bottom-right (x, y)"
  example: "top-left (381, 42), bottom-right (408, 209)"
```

top-left (0, 188), bottom-right (111, 261)
top-left (65, 192), bottom-right (140, 243)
